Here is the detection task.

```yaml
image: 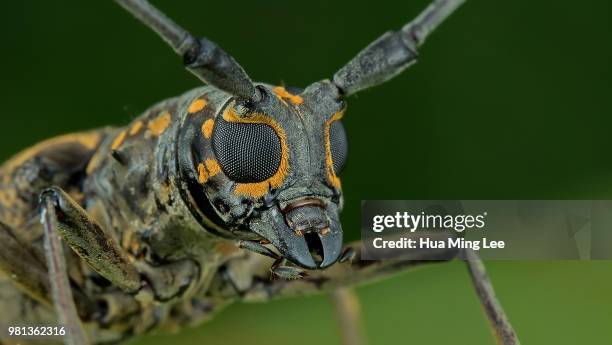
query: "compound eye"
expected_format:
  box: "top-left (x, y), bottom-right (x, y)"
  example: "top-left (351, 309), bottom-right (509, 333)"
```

top-left (329, 120), bottom-right (348, 174)
top-left (212, 117), bottom-right (282, 183)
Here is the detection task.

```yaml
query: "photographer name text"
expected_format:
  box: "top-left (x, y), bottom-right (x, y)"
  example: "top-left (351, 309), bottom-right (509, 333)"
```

top-left (370, 211), bottom-right (506, 251)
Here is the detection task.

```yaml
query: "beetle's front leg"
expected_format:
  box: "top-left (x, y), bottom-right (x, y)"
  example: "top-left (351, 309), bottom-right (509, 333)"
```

top-left (40, 187), bottom-right (200, 302)
top-left (465, 249), bottom-right (520, 345)
top-left (40, 192), bottom-right (90, 345)
top-left (40, 187), bottom-right (141, 293)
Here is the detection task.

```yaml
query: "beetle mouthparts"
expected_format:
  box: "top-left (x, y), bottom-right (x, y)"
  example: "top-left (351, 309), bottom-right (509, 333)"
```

top-left (284, 204), bottom-right (329, 235)
top-left (282, 197), bottom-right (326, 214)
top-left (249, 202), bottom-right (343, 270)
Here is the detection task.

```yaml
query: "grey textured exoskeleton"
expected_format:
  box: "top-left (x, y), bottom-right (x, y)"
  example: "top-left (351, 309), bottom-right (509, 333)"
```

top-left (0, 0), bottom-right (520, 344)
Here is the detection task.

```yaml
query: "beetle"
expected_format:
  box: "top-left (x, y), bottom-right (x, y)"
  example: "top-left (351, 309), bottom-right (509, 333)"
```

top-left (0, 0), bottom-right (520, 344)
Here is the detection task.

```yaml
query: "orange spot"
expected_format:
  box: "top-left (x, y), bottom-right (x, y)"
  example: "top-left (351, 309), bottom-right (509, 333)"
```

top-left (324, 109), bottom-right (345, 190)
top-left (148, 111), bottom-right (171, 136)
top-left (272, 86), bottom-right (304, 105)
top-left (201, 119), bottom-right (214, 139)
top-left (234, 184), bottom-right (271, 198)
top-left (188, 98), bottom-right (208, 113)
top-left (197, 159), bottom-right (221, 185)
top-left (223, 106), bottom-right (290, 198)
top-left (111, 130), bottom-right (127, 150)
top-left (205, 159), bottom-right (221, 177)
top-left (129, 121), bottom-right (143, 136)
top-left (197, 163), bottom-right (209, 184)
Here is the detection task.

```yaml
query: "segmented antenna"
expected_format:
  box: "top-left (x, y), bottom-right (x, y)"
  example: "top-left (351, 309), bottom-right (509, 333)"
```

top-left (403, 0), bottom-right (466, 47)
top-left (115, 0), bottom-right (257, 100)
top-left (333, 0), bottom-right (466, 97)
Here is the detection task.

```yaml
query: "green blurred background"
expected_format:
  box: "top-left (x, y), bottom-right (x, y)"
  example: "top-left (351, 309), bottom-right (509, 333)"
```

top-left (1, 0), bottom-right (611, 344)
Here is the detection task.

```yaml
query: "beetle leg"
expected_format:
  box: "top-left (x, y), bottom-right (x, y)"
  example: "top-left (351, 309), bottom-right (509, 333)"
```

top-left (465, 249), bottom-right (520, 345)
top-left (0, 220), bottom-right (94, 319)
top-left (270, 258), bottom-right (305, 280)
top-left (134, 259), bottom-right (200, 302)
top-left (238, 240), bottom-right (306, 280)
top-left (41, 196), bottom-right (89, 345)
top-left (94, 292), bottom-right (140, 325)
top-left (40, 187), bottom-right (141, 293)
top-left (0, 220), bottom-right (53, 307)
top-left (40, 187), bottom-right (201, 304)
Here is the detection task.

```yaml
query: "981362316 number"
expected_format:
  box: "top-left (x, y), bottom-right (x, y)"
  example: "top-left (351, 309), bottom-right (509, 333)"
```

top-left (7, 326), bottom-right (66, 337)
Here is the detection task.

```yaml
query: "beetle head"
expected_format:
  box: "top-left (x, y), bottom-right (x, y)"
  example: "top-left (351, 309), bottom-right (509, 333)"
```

top-left (119, 0), bottom-right (464, 272)
top-left (178, 81), bottom-right (348, 269)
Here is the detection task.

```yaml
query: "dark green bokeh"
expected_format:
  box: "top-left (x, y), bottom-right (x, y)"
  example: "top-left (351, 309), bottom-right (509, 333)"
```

top-left (1, 0), bottom-right (611, 343)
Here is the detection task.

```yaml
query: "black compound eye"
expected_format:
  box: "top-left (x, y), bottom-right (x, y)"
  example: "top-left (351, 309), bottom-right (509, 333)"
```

top-left (329, 120), bottom-right (348, 174)
top-left (212, 117), bottom-right (282, 183)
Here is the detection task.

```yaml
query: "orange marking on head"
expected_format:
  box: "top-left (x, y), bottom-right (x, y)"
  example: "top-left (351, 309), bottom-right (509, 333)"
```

top-left (272, 86), bottom-right (304, 105)
top-left (111, 130), bottom-right (127, 151)
top-left (324, 109), bottom-right (345, 190)
top-left (188, 98), bottom-right (208, 113)
top-left (223, 106), bottom-right (290, 198)
top-left (148, 111), bottom-right (172, 136)
top-left (201, 119), bottom-right (214, 139)
top-left (196, 159), bottom-right (220, 185)
top-left (197, 163), bottom-right (209, 184)
top-left (234, 183), bottom-right (271, 198)
top-left (205, 158), bottom-right (221, 177)
top-left (129, 121), bottom-right (143, 136)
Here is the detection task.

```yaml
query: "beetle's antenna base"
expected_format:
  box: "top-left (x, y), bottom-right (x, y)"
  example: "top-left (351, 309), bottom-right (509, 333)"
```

top-left (115, 0), bottom-right (256, 100)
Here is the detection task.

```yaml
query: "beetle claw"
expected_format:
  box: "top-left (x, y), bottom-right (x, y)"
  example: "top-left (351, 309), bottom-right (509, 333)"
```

top-left (271, 265), bottom-right (306, 280)
top-left (271, 258), bottom-right (306, 280)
